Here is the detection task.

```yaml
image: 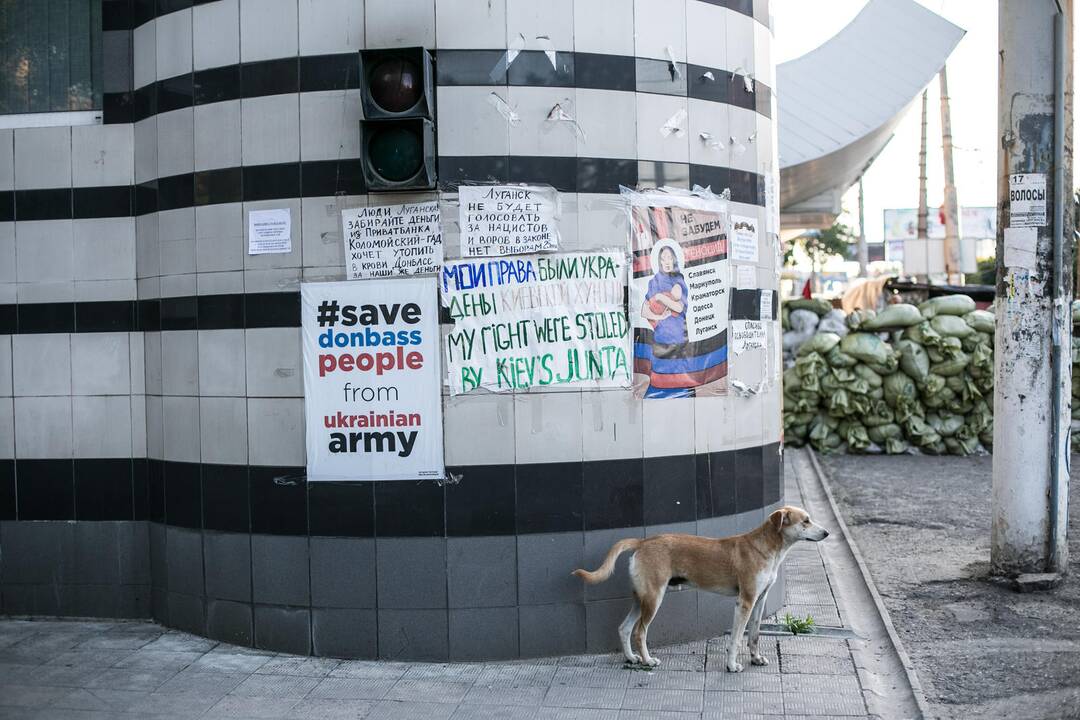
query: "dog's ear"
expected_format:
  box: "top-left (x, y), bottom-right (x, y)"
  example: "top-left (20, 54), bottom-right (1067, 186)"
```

top-left (769, 509), bottom-right (789, 532)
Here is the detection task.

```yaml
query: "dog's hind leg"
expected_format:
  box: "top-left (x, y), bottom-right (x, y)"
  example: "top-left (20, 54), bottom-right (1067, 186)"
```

top-left (747, 582), bottom-right (775, 666)
top-left (619, 598), bottom-right (642, 664)
top-left (632, 587), bottom-right (665, 667)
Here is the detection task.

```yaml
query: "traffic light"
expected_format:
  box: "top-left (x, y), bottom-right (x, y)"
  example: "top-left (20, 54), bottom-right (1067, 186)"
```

top-left (359, 48), bottom-right (437, 191)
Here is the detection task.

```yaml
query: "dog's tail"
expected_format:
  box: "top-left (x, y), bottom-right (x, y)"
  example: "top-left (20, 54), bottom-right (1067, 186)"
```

top-left (572, 538), bottom-right (642, 585)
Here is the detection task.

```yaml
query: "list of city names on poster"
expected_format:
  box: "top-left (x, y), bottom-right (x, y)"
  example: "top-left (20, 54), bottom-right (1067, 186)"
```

top-left (301, 279), bottom-right (444, 481)
top-left (441, 251), bottom-right (631, 394)
top-left (458, 185), bottom-right (560, 257)
top-left (341, 201), bottom-right (443, 279)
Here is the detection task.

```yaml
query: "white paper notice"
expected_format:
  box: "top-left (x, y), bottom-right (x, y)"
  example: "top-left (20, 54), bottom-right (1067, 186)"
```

top-left (1009, 173), bottom-right (1047, 227)
top-left (248, 209), bottom-right (291, 254)
top-left (736, 264), bottom-right (756, 289)
top-left (458, 185), bottom-right (559, 257)
top-left (730, 215), bottom-right (759, 263)
top-left (342, 202), bottom-right (443, 280)
top-left (730, 319), bottom-right (767, 355)
top-left (1003, 226), bottom-right (1037, 270)
top-left (759, 290), bottom-right (773, 320)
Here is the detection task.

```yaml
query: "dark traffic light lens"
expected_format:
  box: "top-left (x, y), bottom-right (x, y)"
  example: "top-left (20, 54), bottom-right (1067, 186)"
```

top-left (369, 126), bottom-right (423, 182)
top-left (369, 57), bottom-right (422, 113)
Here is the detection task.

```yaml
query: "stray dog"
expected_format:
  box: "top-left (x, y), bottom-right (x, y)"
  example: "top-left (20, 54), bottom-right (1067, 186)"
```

top-left (573, 505), bottom-right (829, 672)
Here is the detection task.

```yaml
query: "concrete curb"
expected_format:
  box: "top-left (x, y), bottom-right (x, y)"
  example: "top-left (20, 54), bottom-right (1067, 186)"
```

top-left (799, 448), bottom-right (934, 720)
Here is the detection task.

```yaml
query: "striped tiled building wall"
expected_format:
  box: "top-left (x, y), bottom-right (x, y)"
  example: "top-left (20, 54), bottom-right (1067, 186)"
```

top-left (0, 0), bottom-right (782, 661)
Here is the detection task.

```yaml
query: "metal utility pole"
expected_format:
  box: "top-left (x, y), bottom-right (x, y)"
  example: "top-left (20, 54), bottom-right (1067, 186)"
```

top-left (993, 0), bottom-right (1073, 580)
top-left (856, 178), bottom-right (868, 277)
top-left (939, 67), bottom-right (961, 281)
top-left (917, 90), bottom-right (929, 243)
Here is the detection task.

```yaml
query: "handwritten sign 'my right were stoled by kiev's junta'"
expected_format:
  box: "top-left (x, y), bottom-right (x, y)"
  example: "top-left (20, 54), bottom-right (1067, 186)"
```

top-left (440, 252), bottom-right (632, 394)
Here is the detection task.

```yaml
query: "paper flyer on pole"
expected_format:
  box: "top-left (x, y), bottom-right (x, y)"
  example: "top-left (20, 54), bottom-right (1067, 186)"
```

top-left (440, 251), bottom-right (631, 394)
top-left (301, 279), bottom-right (444, 481)
top-left (626, 189), bottom-right (730, 398)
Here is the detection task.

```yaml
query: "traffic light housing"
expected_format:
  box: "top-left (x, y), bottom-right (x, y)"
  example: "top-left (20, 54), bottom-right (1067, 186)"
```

top-left (359, 47), bottom-right (437, 191)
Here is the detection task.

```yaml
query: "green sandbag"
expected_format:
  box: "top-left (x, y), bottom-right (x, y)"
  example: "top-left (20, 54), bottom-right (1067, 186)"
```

top-left (884, 437), bottom-right (909, 454)
top-left (931, 353), bottom-right (969, 377)
top-left (904, 415), bottom-right (942, 447)
top-left (864, 352), bottom-right (900, 375)
top-left (895, 395), bottom-right (924, 423)
top-left (930, 314), bottom-right (975, 338)
top-left (936, 413), bottom-right (965, 437)
top-left (839, 332), bottom-right (891, 365)
top-left (919, 294), bottom-right (976, 318)
top-left (946, 397), bottom-right (975, 415)
top-left (854, 364), bottom-right (883, 388)
top-left (945, 434), bottom-right (981, 456)
top-left (826, 345), bottom-right (859, 368)
top-left (783, 367), bottom-right (803, 392)
top-left (922, 440), bottom-right (949, 455)
top-left (969, 344), bottom-right (993, 379)
top-left (863, 400), bottom-right (894, 427)
top-left (796, 332), bottom-right (841, 357)
top-left (896, 339), bottom-right (930, 383)
top-left (980, 428), bottom-right (993, 448)
top-left (868, 386), bottom-right (885, 400)
top-left (838, 421), bottom-right (871, 451)
top-left (827, 388), bottom-right (851, 416)
top-left (964, 309), bottom-right (995, 334)
top-left (961, 332), bottom-right (993, 353)
top-left (860, 304), bottom-right (923, 330)
top-left (786, 298), bottom-right (833, 316)
top-left (904, 321), bottom-right (944, 349)
top-left (846, 309), bottom-right (875, 331)
top-left (883, 372), bottom-right (917, 407)
top-left (867, 422), bottom-right (903, 444)
top-left (921, 373), bottom-right (946, 395)
top-left (782, 305), bottom-right (790, 331)
top-left (922, 386), bottom-right (956, 409)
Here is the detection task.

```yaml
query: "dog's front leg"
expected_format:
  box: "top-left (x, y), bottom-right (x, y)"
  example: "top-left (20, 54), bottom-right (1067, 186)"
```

top-left (725, 595), bottom-right (754, 672)
top-left (747, 581), bottom-right (774, 666)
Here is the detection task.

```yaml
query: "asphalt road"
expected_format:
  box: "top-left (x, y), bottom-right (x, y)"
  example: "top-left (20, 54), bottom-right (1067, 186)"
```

top-left (819, 453), bottom-right (1080, 720)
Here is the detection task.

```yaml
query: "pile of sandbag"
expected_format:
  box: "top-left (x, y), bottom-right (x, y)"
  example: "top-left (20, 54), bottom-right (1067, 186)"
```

top-left (782, 295), bottom-right (995, 456)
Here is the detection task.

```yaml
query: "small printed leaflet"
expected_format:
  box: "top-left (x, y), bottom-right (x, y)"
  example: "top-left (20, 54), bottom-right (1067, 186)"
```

top-left (1008, 173), bottom-right (1047, 228)
top-left (459, 184), bottom-right (560, 257)
top-left (1003, 226), bottom-right (1037, 270)
top-left (341, 201), bottom-right (443, 279)
top-left (627, 188), bottom-right (730, 399)
top-left (730, 319), bottom-right (767, 355)
top-left (301, 279), bottom-right (444, 481)
top-left (759, 289), bottom-right (773, 319)
top-left (248, 208), bottom-right (292, 254)
top-left (730, 214), bottom-right (759, 263)
top-left (736, 264), bottom-right (756, 289)
top-left (441, 251), bottom-right (631, 394)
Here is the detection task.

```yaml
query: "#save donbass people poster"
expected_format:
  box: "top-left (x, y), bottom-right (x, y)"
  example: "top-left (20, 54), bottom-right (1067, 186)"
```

top-left (626, 189), bottom-right (730, 398)
top-left (301, 279), bottom-right (444, 481)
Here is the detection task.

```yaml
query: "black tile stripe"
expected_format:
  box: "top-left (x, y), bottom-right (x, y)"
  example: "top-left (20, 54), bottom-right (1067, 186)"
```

top-left (6, 156), bottom-right (763, 220)
top-left (2, 446), bottom-right (781, 534)
top-left (109, 49), bottom-right (773, 124)
top-left (729, 288), bottom-right (778, 320)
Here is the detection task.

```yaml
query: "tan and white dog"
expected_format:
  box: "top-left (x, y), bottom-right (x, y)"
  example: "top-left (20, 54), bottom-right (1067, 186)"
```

top-left (573, 505), bottom-right (829, 672)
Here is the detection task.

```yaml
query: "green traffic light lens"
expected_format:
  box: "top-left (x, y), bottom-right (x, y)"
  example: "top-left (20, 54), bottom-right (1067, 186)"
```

top-left (369, 126), bottom-right (423, 182)
top-left (369, 57), bottom-right (422, 113)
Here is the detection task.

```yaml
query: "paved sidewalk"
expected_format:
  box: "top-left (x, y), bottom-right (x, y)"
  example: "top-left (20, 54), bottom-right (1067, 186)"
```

top-left (0, 457), bottom-right (880, 720)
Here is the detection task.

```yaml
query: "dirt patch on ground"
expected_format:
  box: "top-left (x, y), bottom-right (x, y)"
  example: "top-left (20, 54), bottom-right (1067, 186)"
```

top-left (820, 454), bottom-right (1080, 719)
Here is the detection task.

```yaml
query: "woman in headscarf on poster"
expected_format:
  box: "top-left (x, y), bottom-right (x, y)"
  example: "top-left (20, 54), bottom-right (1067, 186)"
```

top-left (641, 241), bottom-right (689, 353)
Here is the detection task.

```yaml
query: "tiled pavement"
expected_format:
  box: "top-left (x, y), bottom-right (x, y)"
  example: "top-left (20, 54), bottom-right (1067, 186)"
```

top-left (0, 461), bottom-right (874, 719)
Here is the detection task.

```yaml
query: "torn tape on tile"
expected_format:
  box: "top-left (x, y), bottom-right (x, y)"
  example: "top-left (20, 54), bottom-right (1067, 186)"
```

top-left (665, 45), bottom-right (682, 79)
top-left (729, 136), bottom-right (747, 156)
top-left (701, 70), bottom-right (715, 82)
top-left (489, 32), bottom-right (526, 81)
top-left (535, 35), bottom-right (557, 70)
top-left (699, 132), bottom-right (725, 151)
top-left (487, 92), bottom-right (520, 126)
top-left (660, 108), bottom-right (687, 138)
top-left (547, 102), bottom-right (586, 142)
top-left (743, 74), bottom-right (755, 93)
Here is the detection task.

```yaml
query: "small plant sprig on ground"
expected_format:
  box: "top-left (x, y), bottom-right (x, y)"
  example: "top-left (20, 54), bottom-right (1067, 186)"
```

top-left (781, 613), bottom-right (816, 635)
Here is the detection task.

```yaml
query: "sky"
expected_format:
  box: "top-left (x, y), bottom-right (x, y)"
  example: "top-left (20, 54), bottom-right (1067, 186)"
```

top-left (771, 0), bottom-right (1006, 244)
